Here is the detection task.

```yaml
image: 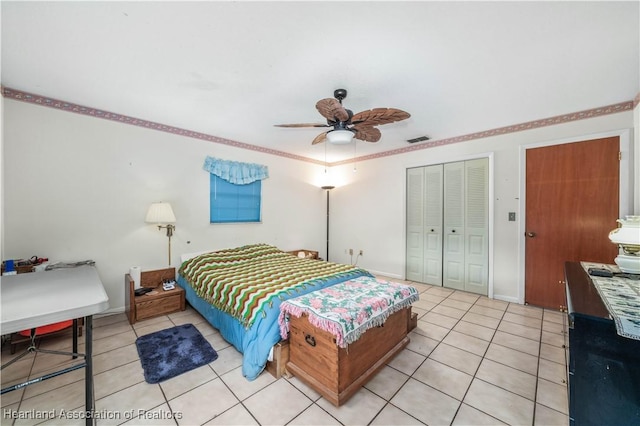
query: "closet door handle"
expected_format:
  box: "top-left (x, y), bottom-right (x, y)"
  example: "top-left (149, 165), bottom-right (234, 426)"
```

top-left (526, 232), bottom-right (536, 238)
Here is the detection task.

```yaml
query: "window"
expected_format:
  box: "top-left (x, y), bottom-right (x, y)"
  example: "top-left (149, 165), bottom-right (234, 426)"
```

top-left (210, 174), bottom-right (261, 223)
top-left (203, 156), bottom-right (268, 224)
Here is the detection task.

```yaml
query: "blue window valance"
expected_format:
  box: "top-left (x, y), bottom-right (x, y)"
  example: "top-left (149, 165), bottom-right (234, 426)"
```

top-left (203, 156), bottom-right (269, 185)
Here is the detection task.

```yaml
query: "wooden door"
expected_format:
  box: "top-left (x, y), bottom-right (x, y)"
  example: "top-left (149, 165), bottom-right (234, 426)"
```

top-left (525, 137), bottom-right (620, 309)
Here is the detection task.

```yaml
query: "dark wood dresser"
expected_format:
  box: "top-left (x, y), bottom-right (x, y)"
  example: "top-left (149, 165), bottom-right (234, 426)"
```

top-left (564, 261), bottom-right (640, 425)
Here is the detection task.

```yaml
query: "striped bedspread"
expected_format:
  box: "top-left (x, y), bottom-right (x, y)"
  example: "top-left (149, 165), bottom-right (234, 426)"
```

top-left (179, 244), bottom-right (371, 328)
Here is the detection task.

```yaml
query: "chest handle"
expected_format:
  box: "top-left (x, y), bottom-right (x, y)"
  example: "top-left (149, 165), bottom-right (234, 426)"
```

top-left (305, 334), bottom-right (316, 347)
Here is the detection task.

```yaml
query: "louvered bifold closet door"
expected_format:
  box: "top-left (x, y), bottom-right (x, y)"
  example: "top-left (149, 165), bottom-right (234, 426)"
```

top-left (464, 158), bottom-right (489, 294)
top-left (407, 159), bottom-right (488, 294)
top-left (443, 162), bottom-right (466, 290)
top-left (423, 165), bottom-right (443, 286)
top-left (406, 168), bottom-right (425, 282)
top-left (406, 166), bottom-right (443, 285)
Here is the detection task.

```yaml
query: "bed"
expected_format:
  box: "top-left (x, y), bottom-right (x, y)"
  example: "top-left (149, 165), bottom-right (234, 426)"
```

top-left (177, 243), bottom-right (372, 380)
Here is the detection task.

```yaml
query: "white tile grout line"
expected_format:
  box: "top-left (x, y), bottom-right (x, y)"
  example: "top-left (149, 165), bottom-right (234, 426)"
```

top-left (2, 292), bottom-right (569, 425)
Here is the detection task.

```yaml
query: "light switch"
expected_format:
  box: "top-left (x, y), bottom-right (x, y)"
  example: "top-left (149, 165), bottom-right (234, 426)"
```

top-left (508, 212), bottom-right (516, 221)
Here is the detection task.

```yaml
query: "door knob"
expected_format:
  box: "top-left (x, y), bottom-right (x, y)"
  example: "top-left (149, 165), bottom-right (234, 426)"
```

top-left (526, 232), bottom-right (536, 238)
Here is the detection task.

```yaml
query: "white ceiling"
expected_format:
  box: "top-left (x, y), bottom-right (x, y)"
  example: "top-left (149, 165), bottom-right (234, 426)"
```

top-left (2, 1), bottom-right (639, 163)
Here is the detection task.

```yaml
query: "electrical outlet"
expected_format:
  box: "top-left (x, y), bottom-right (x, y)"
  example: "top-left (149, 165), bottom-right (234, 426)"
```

top-left (359, 250), bottom-right (363, 256)
top-left (349, 248), bottom-right (353, 255)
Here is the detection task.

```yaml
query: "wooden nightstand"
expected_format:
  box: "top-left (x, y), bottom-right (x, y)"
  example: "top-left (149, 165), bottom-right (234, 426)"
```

top-left (124, 267), bottom-right (185, 324)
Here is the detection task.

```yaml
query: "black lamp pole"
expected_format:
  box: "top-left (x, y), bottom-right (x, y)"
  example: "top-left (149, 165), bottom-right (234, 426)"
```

top-left (321, 185), bottom-right (335, 261)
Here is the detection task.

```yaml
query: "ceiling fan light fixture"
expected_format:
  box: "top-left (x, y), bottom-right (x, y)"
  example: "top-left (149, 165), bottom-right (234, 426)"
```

top-left (275, 89), bottom-right (410, 146)
top-left (326, 129), bottom-right (355, 145)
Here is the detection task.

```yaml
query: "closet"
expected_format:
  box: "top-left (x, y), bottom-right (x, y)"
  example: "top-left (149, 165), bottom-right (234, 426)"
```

top-left (406, 158), bottom-right (488, 295)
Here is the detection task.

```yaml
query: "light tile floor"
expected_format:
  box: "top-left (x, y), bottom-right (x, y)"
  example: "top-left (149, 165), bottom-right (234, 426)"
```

top-left (1, 279), bottom-right (569, 425)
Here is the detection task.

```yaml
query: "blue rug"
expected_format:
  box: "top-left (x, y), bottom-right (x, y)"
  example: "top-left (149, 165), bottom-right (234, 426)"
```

top-left (135, 323), bottom-right (218, 384)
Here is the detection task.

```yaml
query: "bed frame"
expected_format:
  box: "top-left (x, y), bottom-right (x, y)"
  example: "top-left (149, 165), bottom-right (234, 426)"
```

top-left (178, 247), bottom-right (418, 382)
top-left (266, 341), bottom-right (291, 379)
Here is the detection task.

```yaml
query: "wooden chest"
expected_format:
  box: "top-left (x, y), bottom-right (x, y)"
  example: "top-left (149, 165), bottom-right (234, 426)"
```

top-left (286, 307), bottom-right (410, 406)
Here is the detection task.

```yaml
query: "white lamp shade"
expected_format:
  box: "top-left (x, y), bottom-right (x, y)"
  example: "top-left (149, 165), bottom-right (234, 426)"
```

top-left (326, 129), bottom-right (354, 145)
top-left (145, 202), bottom-right (176, 224)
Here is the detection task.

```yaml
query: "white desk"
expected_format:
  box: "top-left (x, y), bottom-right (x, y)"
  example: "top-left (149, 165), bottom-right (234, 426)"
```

top-left (1, 265), bottom-right (109, 425)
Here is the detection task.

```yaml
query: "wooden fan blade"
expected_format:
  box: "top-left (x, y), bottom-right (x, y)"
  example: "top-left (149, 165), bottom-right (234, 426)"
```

top-left (312, 131), bottom-right (328, 145)
top-left (316, 98), bottom-right (350, 122)
top-left (352, 125), bottom-right (381, 142)
top-left (351, 108), bottom-right (410, 126)
top-left (274, 123), bottom-right (330, 128)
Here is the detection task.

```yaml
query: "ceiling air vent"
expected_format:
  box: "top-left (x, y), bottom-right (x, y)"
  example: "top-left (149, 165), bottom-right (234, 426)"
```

top-left (406, 136), bottom-right (430, 143)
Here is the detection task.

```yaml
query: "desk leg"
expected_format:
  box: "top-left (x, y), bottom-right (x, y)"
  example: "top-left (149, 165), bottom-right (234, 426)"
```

top-left (73, 319), bottom-right (79, 359)
top-left (85, 315), bottom-right (93, 426)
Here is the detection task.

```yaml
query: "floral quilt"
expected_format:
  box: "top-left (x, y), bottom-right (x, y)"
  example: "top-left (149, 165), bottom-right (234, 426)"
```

top-left (278, 276), bottom-right (419, 348)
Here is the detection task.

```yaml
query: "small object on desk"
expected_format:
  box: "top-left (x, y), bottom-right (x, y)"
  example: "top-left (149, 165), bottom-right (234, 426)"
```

top-left (45, 260), bottom-right (95, 270)
top-left (2, 259), bottom-right (17, 275)
top-left (134, 287), bottom-right (153, 296)
top-left (163, 280), bottom-right (176, 291)
top-left (588, 267), bottom-right (614, 278)
top-left (34, 263), bottom-right (48, 272)
top-left (29, 255), bottom-right (48, 265)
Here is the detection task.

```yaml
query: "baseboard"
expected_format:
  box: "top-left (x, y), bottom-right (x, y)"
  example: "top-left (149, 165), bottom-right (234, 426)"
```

top-left (366, 269), bottom-right (403, 280)
top-left (96, 306), bottom-right (125, 317)
top-left (493, 294), bottom-right (519, 304)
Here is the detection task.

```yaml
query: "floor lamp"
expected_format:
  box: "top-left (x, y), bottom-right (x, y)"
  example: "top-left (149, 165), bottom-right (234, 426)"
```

top-left (321, 185), bottom-right (335, 261)
top-left (145, 202), bottom-right (176, 265)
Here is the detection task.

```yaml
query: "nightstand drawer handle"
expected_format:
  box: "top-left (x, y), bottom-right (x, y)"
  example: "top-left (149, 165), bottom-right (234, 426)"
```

top-left (305, 334), bottom-right (316, 347)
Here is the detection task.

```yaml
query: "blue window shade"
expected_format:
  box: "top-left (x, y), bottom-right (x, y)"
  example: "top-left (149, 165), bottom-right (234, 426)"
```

top-left (210, 174), bottom-right (261, 223)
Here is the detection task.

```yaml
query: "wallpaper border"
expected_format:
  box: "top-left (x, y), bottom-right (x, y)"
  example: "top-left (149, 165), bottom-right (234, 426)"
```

top-left (2, 86), bottom-right (634, 167)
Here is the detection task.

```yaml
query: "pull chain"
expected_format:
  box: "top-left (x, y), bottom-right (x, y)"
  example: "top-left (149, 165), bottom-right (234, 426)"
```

top-left (353, 140), bottom-right (357, 172)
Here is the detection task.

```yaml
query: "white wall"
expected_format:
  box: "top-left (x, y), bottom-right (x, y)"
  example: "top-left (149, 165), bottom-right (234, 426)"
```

top-left (2, 100), bottom-right (327, 312)
top-left (1, 96), bottom-right (4, 263)
top-left (635, 101), bottom-right (640, 213)
top-left (2, 98), bottom-right (636, 310)
top-left (328, 111), bottom-right (635, 302)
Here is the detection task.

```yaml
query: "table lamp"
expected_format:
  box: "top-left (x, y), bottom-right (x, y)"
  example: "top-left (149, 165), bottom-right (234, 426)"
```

top-left (609, 215), bottom-right (640, 274)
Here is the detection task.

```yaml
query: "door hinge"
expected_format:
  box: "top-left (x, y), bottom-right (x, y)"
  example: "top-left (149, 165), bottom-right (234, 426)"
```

top-left (619, 151), bottom-right (622, 161)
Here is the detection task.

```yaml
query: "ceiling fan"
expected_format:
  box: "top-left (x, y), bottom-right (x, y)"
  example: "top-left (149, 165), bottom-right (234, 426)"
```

top-left (274, 89), bottom-right (411, 145)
